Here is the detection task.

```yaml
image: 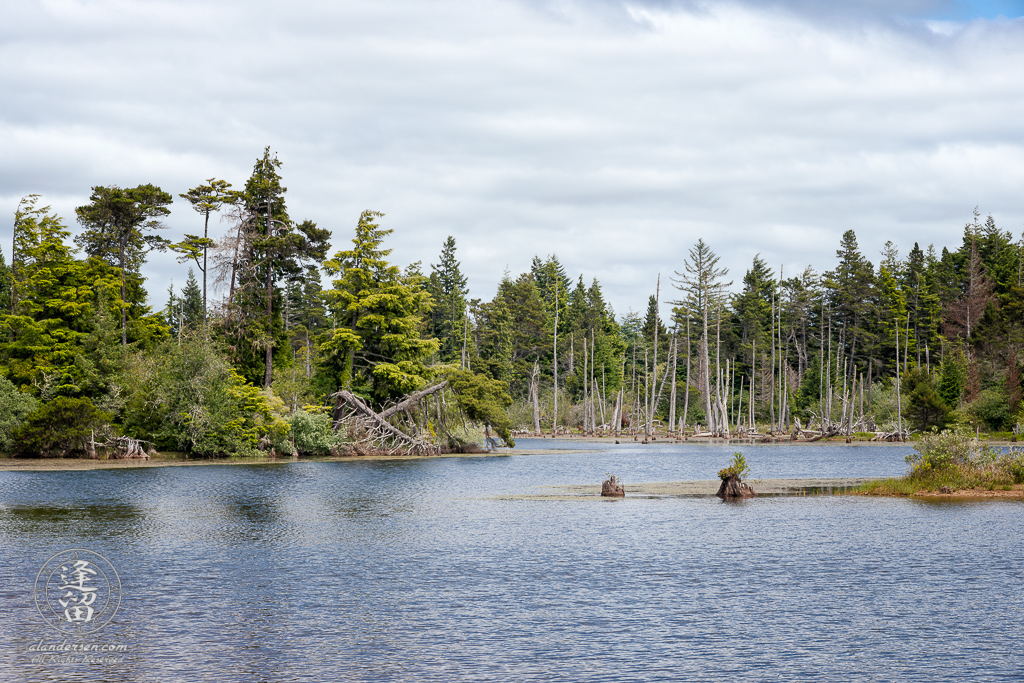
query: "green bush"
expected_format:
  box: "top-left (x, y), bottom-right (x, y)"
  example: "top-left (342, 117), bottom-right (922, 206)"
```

top-left (970, 389), bottom-right (1013, 432)
top-left (900, 428), bottom-right (1024, 491)
top-left (0, 376), bottom-right (39, 453)
top-left (118, 333), bottom-right (290, 457)
top-left (288, 409), bottom-right (345, 456)
top-left (13, 397), bottom-right (113, 457)
top-left (901, 367), bottom-right (950, 432)
top-left (718, 452), bottom-right (750, 480)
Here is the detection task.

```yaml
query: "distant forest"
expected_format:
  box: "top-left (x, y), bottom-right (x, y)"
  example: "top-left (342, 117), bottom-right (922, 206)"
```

top-left (2, 148), bottom-right (1022, 456)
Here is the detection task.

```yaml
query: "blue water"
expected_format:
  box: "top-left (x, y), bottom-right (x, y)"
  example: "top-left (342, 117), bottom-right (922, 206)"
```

top-left (2, 442), bottom-right (1023, 682)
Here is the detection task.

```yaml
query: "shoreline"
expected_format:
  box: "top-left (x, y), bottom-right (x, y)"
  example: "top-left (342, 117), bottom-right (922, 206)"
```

top-left (0, 450), bottom-right (519, 472)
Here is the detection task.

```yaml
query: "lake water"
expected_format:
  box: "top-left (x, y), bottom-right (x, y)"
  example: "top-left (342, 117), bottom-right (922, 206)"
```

top-left (2, 440), bottom-right (1023, 682)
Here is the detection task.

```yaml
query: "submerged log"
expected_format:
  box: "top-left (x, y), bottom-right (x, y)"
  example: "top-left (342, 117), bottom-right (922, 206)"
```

top-left (601, 475), bottom-right (625, 497)
top-left (716, 475), bottom-right (755, 499)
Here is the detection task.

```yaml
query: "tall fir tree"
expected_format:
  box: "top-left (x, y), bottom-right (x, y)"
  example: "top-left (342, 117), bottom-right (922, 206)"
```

top-left (427, 236), bottom-right (469, 363)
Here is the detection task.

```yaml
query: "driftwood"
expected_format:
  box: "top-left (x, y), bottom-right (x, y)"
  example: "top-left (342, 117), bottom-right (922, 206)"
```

top-left (92, 435), bottom-right (151, 460)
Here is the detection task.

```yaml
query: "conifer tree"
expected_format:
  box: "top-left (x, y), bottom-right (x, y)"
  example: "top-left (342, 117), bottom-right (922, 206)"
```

top-left (177, 178), bottom-right (233, 321)
top-left (75, 184), bottom-right (172, 345)
top-left (181, 268), bottom-right (204, 332)
top-left (227, 148), bottom-right (330, 386)
top-left (428, 236), bottom-right (469, 362)
top-left (322, 211), bottom-right (438, 404)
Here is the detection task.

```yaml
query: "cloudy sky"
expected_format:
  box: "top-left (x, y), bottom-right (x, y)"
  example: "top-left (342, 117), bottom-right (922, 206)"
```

top-left (3, 0), bottom-right (1024, 318)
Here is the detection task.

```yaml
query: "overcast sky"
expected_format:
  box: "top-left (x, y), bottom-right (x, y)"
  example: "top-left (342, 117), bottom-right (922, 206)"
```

top-left (3, 0), bottom-right (1024, 319)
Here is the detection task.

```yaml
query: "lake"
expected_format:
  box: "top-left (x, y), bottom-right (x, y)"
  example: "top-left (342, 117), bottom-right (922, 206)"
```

top-left (2, 440), bottom-right (1023, 682)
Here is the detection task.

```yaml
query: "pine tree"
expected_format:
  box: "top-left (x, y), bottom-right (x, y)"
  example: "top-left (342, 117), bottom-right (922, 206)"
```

top-left (227, 148), bottom-right (331, 386)
top-left (181, 268), bottom-right (204, 332)
top-left (176, 178), bottom-right (233, 321)
top-left (74, 184), bottom-right (172, 345)
top-left (428, 236), bottom-right (469, 362)
top-left (674, 239), bottom-right (730, 434)
top-left (321, 211), bottom-right (438, 404)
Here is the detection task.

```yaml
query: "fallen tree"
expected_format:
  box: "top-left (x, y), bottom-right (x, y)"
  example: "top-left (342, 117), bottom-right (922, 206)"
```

top-left (331, 370), bottom-right (515, 456)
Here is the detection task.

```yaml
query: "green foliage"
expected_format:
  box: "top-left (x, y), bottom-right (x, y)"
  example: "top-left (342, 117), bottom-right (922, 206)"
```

top-left (445, 369), bottom-right (515, 446)
top-left (323, 211), bottom-right (438, 404)
top-left (718, 451), bottom-right (750, 480)
top-left (0, 376), bottom-right (39, 452)
top-left (901, 367), bottom-right (950, 432)
top-left (938, 346), bottom-right (967, 408)
top-left (427, 236), bottom-right (469, 363)
top-left (74, 184), bottom-right (172, 345)
top-left (288, 410), bottom-right (346, 456)
top-left (225, 149), bottom-right (331, 386)
top-left (898, 428), bottom-right (1024, 490)
top-left (964, 388), bottom-right (1013, 432)
top-left (119, 333), bottom-right (290, 457)
top-left (13, 397), bottom-right (113, 457)
top-left (906, 428), bottom-right (985, 474)
top-left (0, 249), bottom-right (10, 313)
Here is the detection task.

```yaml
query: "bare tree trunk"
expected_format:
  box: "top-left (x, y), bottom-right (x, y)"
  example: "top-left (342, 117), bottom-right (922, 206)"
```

top-left (819, 301), bottom-right (825, 428)
top-left (738, 374), bottom-right (745, 431)
top-left (770, 289), bottom-right (776, 430)
top-left (649, 275), bottom-right (660, 437)
top-left (668, 330), bottom-right (678, 434)
top-left (531, 361), bottom-right (541, 436)
top-left (202, 208), bottom-right (209, 322)
top-left (683, 315), bottom-right (691, 430)
top-left (895, 314), bottom-right (903, 438)
top-left (585, 335), bottom-right (593, 432)
top-left (552, 280), bottom-right (558, 432)
top-left (643, 347), bottom-right (649, 436)
top-left (751, 338), bottom-right (756, 430)
top-left (715, 290), bottom-right (723, 434)
top-left (701, 294), bottom-right (712, 434)
top-left (591, 331), bottom-right (597, 435)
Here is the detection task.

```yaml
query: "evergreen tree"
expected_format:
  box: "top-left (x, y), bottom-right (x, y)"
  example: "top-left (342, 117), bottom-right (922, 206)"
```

top-left (826, 230), bottom-right (876, 376)
top-left (428, 236), bottom-right (469, 363)
top-left (674, 239), bottom-right (731, 433)
top-left (176, 178), bottom-right (233, 321)
top-left (74, 184), bottom-right (173, 345)
top-left (227, 148), bottom-right (330, 386)
top-left (181, 268), bottom-right (203, 332)
top-left (321, 211), bottom-right (438, 404)
top-left (2, 197), bottom-right (163, 397)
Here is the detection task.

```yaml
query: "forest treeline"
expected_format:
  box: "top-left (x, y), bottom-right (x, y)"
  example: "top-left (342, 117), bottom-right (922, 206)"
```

top-left (1, 147), bottom-right (1022, 456)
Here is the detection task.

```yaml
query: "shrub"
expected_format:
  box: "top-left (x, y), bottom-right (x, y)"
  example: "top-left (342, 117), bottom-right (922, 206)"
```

top-left (288, 410), bottom-right (346, 456)
top-left (13, 397), bottom-right (113, 457)
top-left (901, 367), bottom-right (950, 432)
top-left (118, 333), bottom-right (291, 457)
top-left (900, 428), bottom-right (1024, 491)
top-left (0, 376), bottom-right (39, 453)
top-left (718, 452), bottom-right (750, 481)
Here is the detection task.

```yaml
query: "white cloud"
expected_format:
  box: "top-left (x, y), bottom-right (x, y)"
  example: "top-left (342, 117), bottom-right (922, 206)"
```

top-left (2, 0), bottom-right (1024, 318)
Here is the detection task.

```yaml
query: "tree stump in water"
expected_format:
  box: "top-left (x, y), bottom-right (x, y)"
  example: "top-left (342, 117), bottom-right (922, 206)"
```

top-left (716, 475), bottom-right (755, 499)
top-left (601, 475), bottom-right (625, 497)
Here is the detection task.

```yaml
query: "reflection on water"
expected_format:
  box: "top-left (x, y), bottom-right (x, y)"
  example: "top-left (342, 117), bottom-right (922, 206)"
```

top-left (1, 443), bottom-right (1022, 682)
